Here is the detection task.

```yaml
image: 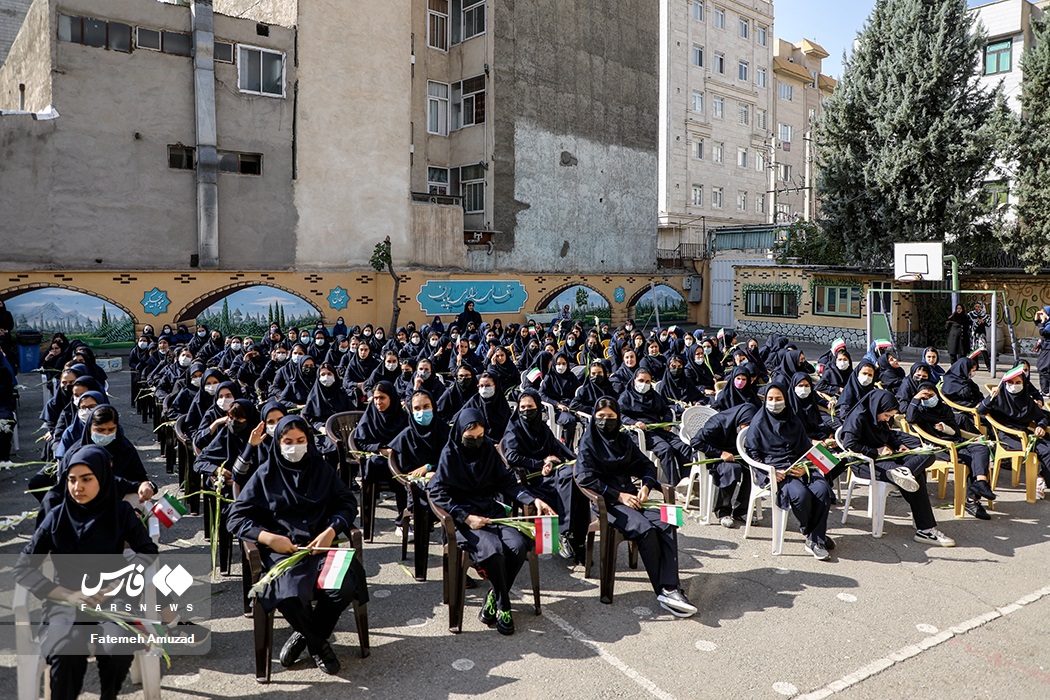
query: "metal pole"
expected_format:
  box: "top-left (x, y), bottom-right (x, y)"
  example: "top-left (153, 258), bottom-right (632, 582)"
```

top-left (866, 288), bottom-right (873, 351)
top-left (990, 292), bottom-right (998, 379)
top-left (943, 255), bottom-right (959, 311)
top-left (650, 281), bottom-right (662, 330)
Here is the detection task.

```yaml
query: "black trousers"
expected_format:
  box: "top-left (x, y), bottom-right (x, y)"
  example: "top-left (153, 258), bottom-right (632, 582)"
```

top-left (714, 476), bottom-right (751, 519)
top-left (642, 430), bottom-right (691, 484)
top-left (45, 624), bottom-right (132, 700)
top-left (998, 433), bottom-right (1050, 481)
top-left (457, 524), bottom-right (528, 610)
top-left (277, 587), bottom-right (356, 656)
top-left (779, 476), bottom-right (832, 546)
top-left (363, 455), bottom-right (408, 525)
top-left (604, 503), bottom-right (679, 593)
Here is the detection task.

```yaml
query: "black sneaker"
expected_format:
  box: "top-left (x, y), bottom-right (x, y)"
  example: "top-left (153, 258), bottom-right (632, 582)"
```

top-left (965, 499), bottom-right (991, 520)
top-left (312, 641), bottom-right (341, 675)
top-left (823, 535), bottom-right (836, 551)
top-left (969, 480), bottom-right (997, 501)
top-left (279, 631), bottom-right (307, 668)
top-left (478, 591), bottom-right (497, 626)
top-left (496, 608), bottom-right (515, 636)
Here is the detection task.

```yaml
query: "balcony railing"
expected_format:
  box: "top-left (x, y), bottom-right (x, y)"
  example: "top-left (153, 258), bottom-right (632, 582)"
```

top-left (411, 191), bottom-right (464, 206)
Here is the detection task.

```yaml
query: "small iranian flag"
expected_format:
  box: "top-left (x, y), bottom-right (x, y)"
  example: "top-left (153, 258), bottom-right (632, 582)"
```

top-left (831, 338), bottom-right (847, 354)
top-left (717, 328), bottom-right (725, 340)
top-left (534, 516), bottom-right (560, 554)
top-left (152, 494), bottom-right (187, 528)
top-left (801, 443), bottom-right (841, 475)
top-left (968, 348), bottom-right (983, 360)
top-left (1002, 365), bottom-right (1026, 382)
top-left (526, 367), bottom-right (542, 383)
top-left (317, 549), bottom-right (355, 590)
top-left (875, 338), bottom-right (894, 350)
top-left (659, 504), bottom-right (684, 527)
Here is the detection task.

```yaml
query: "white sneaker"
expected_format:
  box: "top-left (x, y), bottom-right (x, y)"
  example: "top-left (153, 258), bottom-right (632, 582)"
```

top-left (914, 528), bottom-right (955, 547)
top-left (1037, 477), bottom-right (1046, 500)
top-left (656, 589), bottom-right (698, 618)
top-left (719, 516), bottom-right (735, 529)
top-left (887, 467), bottom-right (920, 493)
top-left (804, 539), bottom-right (830, 561)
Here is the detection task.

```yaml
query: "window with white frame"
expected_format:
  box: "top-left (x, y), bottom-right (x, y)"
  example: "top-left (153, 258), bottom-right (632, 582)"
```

top-left (691, 91), bottom-right (704, 113)
top-left (756, 108), bottom-right (768, 130)
top-left (452, 0), bottom-right (485, 44)
top-left (738, 60), bottom-right (749, 81)
top-left (428, 0), bottom-right (449, 51)
top-left (778, 163), bottom-right (792, 182)
top-left (713, 96), bottom-right (724, 119)
top-left (692, 44), bottom-right (704, 67)
top-left (757, 24), bottom-right (768, 46)
top-left (427, 81), bottom-right (450, 135)
top-left (713, 51), bottom-right (725, 74)
top-left (757, 192), bottom-right (766, 214)
top-left (238, 46), bottom-right (285, 97)
top-left (692, 1), bottom-right (704, 21)
top-left (713, 141), bottom-right (724, 164)
top-left (755, 151), bottom-right (765, 172)
top-left (457, 164), bottom-right (485, 213)
top-left (451, 75), bottom-right (485, 129)
top-left (779, 82), bottom-right (793, 101)
top-left (428, 166), bottom-right (449, 194)
top-left (737, 190), bottom-right (748, 211)
top-left (714, 7), bottom-right (725, 29)
top-left (779, 123), bottom-right (793, 143)
top-left (739, 17), bottom-right (749, 39)
top-left (692, 185), bottom-right (703, 206)
top-left (777, 202), bottom-right (792, 219)
top-left (738, 102), bottom-right (749, 125)
top-left (809, 108), bottom-right (817, 124)
top-left (694, 139), bottom-right (704, 159)
top-left (737, 147), bottom-right (748, 168)
top-left (756, 67), bottom-right (767, 87)
top-left (712, 187), bottom-right (724, 208)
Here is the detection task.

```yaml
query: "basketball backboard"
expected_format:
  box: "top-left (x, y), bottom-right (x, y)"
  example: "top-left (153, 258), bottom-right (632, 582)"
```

top-left (893, 242), bottom-right (944, 282)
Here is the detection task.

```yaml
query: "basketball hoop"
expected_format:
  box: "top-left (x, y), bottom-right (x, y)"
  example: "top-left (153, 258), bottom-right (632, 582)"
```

top-left (896, 273), bottom-right (924, 282)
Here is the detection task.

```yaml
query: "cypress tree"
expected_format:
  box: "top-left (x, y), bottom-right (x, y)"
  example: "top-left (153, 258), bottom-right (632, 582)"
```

top-left (818, 0), bottom-right (1001, 267)
top-left (1008, 12), bottom-right (1050, 273)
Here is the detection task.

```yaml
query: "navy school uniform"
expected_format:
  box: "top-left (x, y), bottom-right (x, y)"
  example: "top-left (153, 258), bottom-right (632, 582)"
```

top-left (575, 408), bottom-right (680, 594)
top-left (690, 403), bottom-right (758, 520)
top-left (978, 381), bottom-right (1050, 483)
top-left (353, 382), bottom-right (410, 524)
top-left (905, 386), bottom-right (990, 481)
top-left (617, 375), bottom-right (691, 484)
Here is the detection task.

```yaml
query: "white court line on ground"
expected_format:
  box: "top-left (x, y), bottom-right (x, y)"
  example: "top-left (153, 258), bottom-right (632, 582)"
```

top-left (544, 609), bottom-right (676, 700)
top-left (796, 584), bottom-right (1050, 700)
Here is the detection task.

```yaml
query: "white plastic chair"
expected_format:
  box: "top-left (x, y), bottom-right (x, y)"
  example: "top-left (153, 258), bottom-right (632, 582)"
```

top-left (541, 400), bottom-right (562, 440)
top-left (835, 427), bottom-right (889, 538)
top-left (632, 426), bottom-right (664, 482)
top-left (736, 426), bottom-right (789, 555)
top-left (571, 365), bottom-right (586, 380)
top-left (678, 406), bottom-right (719, 521)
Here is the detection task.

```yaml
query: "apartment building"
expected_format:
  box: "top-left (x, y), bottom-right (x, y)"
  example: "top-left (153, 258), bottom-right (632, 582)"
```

top-left (658, 0), bottom-right (836, 257)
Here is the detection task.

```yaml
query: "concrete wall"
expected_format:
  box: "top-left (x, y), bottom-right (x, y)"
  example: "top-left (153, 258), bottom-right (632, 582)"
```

top-left (293, 0), bottom-right (415, 269)
top-left (0, 0), bottom-right (296, 269)
top-left (214, 0), bottom-right (298, 28)
top-left (490, 0), bottom-right (660, 273)
top-left (0, 0), bottom-right (32, 66)
top-left (0, 0), bottom-right (49, 110)
top-left (409, 201), bottom-right (464, 267)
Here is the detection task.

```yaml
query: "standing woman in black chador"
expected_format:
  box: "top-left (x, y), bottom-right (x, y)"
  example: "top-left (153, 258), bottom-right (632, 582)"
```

top-left (15, 445), bottom-right (159, 700)
top-left (428, 409), bottom-right (556, 635)
top-left (227, 416), bottom-right (367, 675)
top-left (575, 398), bottom-right (696, 617)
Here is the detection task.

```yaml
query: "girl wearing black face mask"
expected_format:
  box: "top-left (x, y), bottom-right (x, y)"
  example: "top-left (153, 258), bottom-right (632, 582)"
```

top-left (437, 364), bottom-right (478, 421)
top-left (501, 390), bottom-right (584, 562)
top-left (570, 361), bottom-right (615, 416)
top-left (659, 354), bottom-right (705, 411)
top-left (194, 399), bottom-right (259, 504)
top-left (538, 352), bottom-right (582, 444)
top-left (575, 398), bottom-right (696, 617)
top-left (428, 409), bottom-right (555, 635)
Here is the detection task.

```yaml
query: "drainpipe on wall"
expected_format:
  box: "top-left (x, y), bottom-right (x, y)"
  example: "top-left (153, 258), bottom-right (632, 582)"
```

top-left (192, 1), bottom-right (219, 268)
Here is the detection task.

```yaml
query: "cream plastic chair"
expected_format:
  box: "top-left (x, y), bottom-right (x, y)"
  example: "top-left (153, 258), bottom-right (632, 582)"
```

top-left (835, 427), bottom-right (890, 538)
top-left (984, 414), bottom-right (1040, 504)
top-left (736, 426), bottom-right (789, 555)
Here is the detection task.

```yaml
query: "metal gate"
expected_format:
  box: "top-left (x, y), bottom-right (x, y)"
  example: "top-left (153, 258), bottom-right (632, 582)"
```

top-left (708, 256), bottom-right (775, 329)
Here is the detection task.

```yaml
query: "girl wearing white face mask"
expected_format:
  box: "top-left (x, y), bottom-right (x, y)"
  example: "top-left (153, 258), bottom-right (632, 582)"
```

top-left (196, 382), bottom-right (243, 451)
top-left (979, 368), bottom-right (1050, 499)
top-left (227, 416), bottom-right (368, 676)
top-left (65, 404), bottom-right (154, 505)
top-left (817, 350), bottom-right (853, 397)
top-left (788, 372), bottom-right (834, 442)
top-left (459, 372), bottom-right (512, 441)
top-left (538, 352), bottom-right (582, 444)
top-left (745, 382), bottom-right (834, 560)
top-left (617, 368), bottom-right (692, 483)
top-left (836, 361), bottom-right (878, 418)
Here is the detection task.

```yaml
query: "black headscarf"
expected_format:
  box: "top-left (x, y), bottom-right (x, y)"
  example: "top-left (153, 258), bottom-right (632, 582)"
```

top-left (712, 365), bottom-right (760, 411)
top-left (197, 399), bottom-right (260, 471)
top-left (574, 399), bottom-right (659, 495)
top-left (487, 352), bottom-right (520, 394)
top-left (787, 371), bottom-right (826, 440)
top-left (343, 345), bottom-right (380, 384)
top-left (617, 368), bottom-right (673, 424)
top-left (502, 389), bottom-right (574, 471)
top-left (436, 365), bottom-right (478, 420)
top-left (904, 381), bottom-right (960, 436)
top-left (842, 389), bottom-right (899, 450)
top-left (876, 353), bottom-right (906, 393)
top-left (353, 381), bottom-right (408, 450)
top-left (279, 358), bottom-right (317, 406)
top-left (570, 362), bottom-right (617, 413)
top-left (744, 379), bottom-right (811, 468)
top-left (941, 357), bottom-right (982, 404)
top-left (982, 374), bottom-right (1046, 430)
top-left (836, 360), bottom-right (877, 417)
top-left (302, 363), bottom-right (355, 425)
top-left (659, 355), bottom-right (704, 405)
top-left (539, 352), bottom-right (582, 403)
top-left (50, 444), bottom-right (118, 547)
top-left (388, 390), bottom-right (450, 470)
top-left (685, 345), bottom-right (716, 390)
top-left (818, 350), bottom-right (852, 393)
top-left (692, 403), bottom-right (758, 454)
top-left (186, 368), bottom-right (229, 429)
top-left (459, 386), bottom-right (512, 441)
top-left (896, 362), bottom-right (932, 407)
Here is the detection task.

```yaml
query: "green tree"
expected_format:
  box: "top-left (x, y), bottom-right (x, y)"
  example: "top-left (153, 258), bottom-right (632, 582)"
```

top-left (370, 236), bottom-right (401, 335)
top-left (817, 0), bottom-right (1002, 267)
top-left (220, 298), bottom-right (231, 334)
top-left (268, 303), bottom-right (274, 325)
top-left (99, 305), bottom-right (109, 330)
top-left (1006, 12), bottom-right (1050, 274)
top-left (574, 287), bottom-right (589, 315)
